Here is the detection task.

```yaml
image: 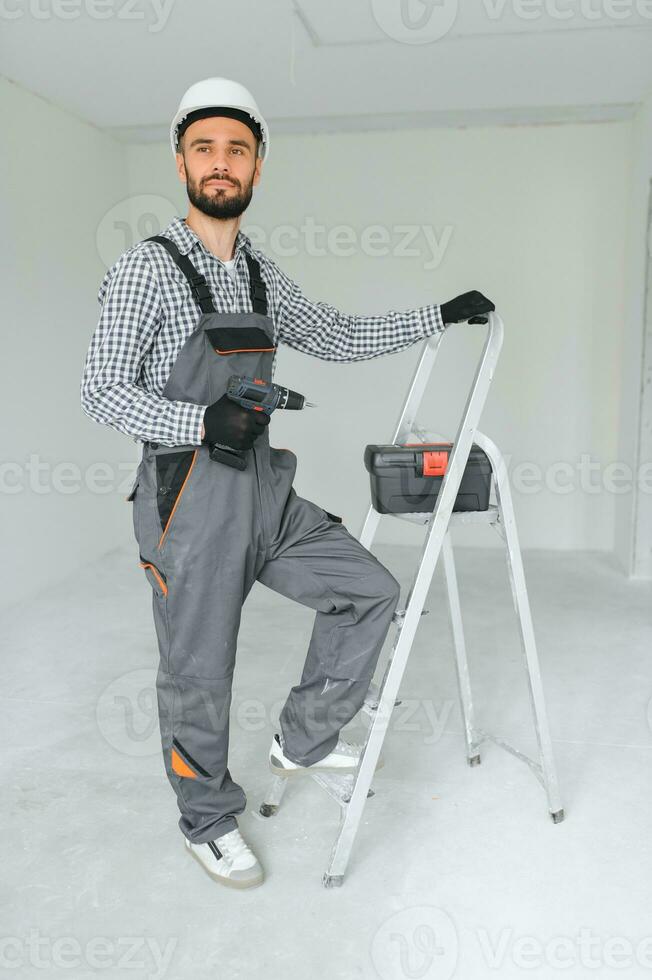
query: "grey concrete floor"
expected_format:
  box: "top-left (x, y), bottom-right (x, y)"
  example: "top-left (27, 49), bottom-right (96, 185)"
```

top-left (2, 542), bottom-right (651, 980)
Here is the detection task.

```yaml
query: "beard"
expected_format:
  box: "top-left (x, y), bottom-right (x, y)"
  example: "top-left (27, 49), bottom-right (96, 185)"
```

top-left (185, 167), bottom-right (254, 219)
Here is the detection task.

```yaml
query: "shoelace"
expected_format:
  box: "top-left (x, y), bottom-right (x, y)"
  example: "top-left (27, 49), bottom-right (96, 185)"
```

top-left (217, 829), bottom-right (254, 861)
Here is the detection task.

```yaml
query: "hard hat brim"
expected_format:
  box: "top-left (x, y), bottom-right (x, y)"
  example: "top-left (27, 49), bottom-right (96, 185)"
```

top-left (171, 103), bottom-right (269, 160)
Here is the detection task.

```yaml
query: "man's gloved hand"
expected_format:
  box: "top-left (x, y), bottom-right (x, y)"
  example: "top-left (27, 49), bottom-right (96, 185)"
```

top-left (202, 393), bottom-right (270, 451)
top-left (440, 290), bottom-right (495, 325)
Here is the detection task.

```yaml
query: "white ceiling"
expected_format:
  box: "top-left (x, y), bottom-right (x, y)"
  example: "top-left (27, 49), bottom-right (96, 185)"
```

top-left (2, 0), bottom-right (651, 142)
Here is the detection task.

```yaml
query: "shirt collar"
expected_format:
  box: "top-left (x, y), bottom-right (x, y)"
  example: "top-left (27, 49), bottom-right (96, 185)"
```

top-left (162, 215), bottom-right (252, 261)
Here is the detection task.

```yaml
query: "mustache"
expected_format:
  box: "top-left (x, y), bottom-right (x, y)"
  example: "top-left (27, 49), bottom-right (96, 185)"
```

top-left (204, 176), bottom-right (238, 187)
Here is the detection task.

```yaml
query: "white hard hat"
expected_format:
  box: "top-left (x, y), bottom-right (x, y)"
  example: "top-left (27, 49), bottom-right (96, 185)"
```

top-left (170, 77), bottom-right (270, 161)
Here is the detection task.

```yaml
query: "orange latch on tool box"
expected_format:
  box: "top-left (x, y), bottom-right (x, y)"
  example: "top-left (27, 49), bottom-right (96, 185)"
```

top-left (403, 443), bottom-right (451, 477)
top-left (422, 450), bottom-right (448, 477)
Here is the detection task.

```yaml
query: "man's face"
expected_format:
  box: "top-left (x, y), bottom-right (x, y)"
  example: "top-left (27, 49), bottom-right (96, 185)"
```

top-left (176, 115), bottom-right (262, 220)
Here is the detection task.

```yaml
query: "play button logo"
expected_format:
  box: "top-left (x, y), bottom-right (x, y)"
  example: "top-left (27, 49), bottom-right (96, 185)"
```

top-left (371, 0), bottom-right (458, 44)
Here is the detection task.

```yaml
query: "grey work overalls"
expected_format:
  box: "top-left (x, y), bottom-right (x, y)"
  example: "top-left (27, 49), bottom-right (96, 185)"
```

top-left (127, 235), bottom-right (401, 844)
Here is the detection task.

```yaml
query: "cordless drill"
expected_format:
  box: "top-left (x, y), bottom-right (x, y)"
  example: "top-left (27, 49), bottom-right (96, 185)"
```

top-left (208, 374), bottom-right (316, 470)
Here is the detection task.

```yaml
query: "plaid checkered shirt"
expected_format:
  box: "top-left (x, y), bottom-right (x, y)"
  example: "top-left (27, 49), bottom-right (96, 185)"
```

top-left (80, 216), bottom-right (445, 446)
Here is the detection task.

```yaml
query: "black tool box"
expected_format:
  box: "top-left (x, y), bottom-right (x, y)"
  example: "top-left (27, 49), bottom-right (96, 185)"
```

top-left (364, 442), bottom-right (492, 515)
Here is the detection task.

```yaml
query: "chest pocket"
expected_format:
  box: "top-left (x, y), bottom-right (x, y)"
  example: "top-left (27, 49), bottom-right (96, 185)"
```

top-left (206, 326), bottom-right (276, 355)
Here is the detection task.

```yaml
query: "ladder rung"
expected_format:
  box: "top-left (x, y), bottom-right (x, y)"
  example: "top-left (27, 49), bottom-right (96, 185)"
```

top-left (392, 607), bottom-right (429, 625)
top-left (386, 505), bottom-right (499, 527)
top-left (362, 679), bottom-right (402, 716)
top-left (311, 771), bottom-right (375, 807)
top-left (391, 512), bottom-right (431, 525)
top-left (449, 505), bottom-right (500, 526)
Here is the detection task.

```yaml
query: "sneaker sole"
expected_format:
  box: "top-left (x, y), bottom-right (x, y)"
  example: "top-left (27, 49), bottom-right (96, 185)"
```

top-left (269, 754), bottom-right (384, 778)
top-left (186, 845), bottom-right (264, 889)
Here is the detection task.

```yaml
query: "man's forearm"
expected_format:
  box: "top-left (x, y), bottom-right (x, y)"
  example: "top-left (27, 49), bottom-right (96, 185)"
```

top-left (80, 378), bottom-right (207, 446)
top-left (277, 284), bottom-right (444, 361)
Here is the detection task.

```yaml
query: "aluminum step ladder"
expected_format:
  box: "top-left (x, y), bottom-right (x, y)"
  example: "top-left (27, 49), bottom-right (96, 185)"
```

top-left (259, 311), bottom-right (564, 886)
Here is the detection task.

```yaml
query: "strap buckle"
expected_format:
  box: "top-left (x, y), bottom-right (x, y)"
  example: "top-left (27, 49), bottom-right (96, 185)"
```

top-left (251, 281), bottom-right (267, 300)
top-left (188, 274), bottom-right (212, 303)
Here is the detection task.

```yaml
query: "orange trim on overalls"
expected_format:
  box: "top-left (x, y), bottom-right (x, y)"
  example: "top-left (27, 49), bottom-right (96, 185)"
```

top-left (213, 345), bottom-right (276, 354)
top-left (157, 450), bottom-right (198, 551)
top-left (139, 561), bottom-right (168, 596)
top-left (171, 748), bottom-right (197, 779)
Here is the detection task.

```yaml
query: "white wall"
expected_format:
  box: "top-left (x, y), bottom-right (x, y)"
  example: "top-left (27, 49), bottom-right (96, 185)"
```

top-left (1, 77), bottom-right (133, 610)
top-left (126, 121), bottom-right (631, 553)
top-left (616, 88), bottom-right (652, 579)
top-left (1, 84), bottom-right (638, 611)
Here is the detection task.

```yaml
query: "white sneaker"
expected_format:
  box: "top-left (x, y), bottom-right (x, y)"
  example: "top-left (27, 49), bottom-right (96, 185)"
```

top-left (184, 827), bottom-right (264, 889)
top-left (269, 732), bottom-right (384, 777)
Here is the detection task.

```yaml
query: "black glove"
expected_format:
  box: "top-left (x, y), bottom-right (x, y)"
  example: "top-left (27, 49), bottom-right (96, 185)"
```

top-left (202, 393), bottom-right (270, 452)
top-left (440, 290), bottom-right (495, 325)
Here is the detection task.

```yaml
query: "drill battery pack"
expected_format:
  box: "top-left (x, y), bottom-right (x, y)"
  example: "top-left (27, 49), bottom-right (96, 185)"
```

top-left (363, 442), bottom-right (492, 515)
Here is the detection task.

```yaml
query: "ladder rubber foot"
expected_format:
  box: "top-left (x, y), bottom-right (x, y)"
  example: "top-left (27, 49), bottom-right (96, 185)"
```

top-left (550, 808), bottom-right (565, 824)
top-left (259, 803), bottom-right (278, 818)
top-left (322, 874), bottom-right (344, 888)
top-left (468, 754), bottom-right (482, 767)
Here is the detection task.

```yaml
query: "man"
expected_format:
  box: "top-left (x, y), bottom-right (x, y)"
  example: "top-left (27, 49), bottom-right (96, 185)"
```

top-left (80, 77), bottom-right (494, 890)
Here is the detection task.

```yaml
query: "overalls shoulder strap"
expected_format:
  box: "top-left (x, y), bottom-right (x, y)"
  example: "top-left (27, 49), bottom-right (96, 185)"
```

top-left (143, 235), bottom-right (268, 316)
top-left (242, 252), bottom-right (268, 316)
